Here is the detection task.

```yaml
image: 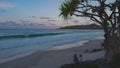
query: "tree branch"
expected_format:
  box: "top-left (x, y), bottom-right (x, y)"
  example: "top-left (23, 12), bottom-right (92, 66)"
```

top-left (75, 10), bottom-right (100, 17)
top-left (90, 16), bottom-right (103, 27)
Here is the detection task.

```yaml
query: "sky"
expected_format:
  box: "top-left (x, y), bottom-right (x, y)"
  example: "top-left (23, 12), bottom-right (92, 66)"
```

top-left (0, 0), bottom-right (94, 29)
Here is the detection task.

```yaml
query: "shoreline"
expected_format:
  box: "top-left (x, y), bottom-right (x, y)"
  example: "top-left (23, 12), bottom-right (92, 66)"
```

top-left (0, 39), bottom-right (104, 68)
top-left (47, 40), bottom-right (89, 51)
top-left (0, 40), bottom-right (89, 64)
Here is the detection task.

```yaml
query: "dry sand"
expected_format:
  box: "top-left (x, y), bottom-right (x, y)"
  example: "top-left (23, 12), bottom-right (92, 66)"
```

top-left (0, 39), bottom-right (104, 68)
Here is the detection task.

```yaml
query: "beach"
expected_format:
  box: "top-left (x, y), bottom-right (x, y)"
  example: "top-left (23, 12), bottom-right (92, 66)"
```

top-left (0, 39), bottom-right (104, 68)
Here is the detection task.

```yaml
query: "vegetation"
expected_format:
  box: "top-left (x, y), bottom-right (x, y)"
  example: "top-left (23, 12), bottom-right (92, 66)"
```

top-left (59, 24), bottom-right (102, 29)
top-left (59, 0), bottom-right (120, 61)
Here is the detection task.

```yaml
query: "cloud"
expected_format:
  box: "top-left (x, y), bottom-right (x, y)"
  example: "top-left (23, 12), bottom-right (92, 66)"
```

top-left (30, 16), bottom-right (51, 20)
top-left (39, 17), bottom-right (50, 19)
top-left (0, 20), bottom-right (55, 29)
top-left (0, 2), bottom-right (14, 9)
top-left (73, 20), bottom-right (79, 24)
top-left (48, 19), bottom-right (57, 22)
top-left (19, 20), bottom-right (32, 23)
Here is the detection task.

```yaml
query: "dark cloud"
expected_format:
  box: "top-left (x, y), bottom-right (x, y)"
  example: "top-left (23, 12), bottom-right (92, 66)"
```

top-left (19, 20), bottom-right (31, 23)
top-left (30, 16), bottom-right (51, 20)
top-left (31, 16), bottom-right (36, 18)
top-left (39, 17), bottom-right (50, 19)
top-left (48, 19), bottom-right (57, 22)
top-left (48, 23), bottom-right (56, 26)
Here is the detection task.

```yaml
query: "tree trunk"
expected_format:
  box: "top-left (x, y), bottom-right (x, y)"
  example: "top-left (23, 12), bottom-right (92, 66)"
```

top-left (103, 36), bottom-right (120, 62)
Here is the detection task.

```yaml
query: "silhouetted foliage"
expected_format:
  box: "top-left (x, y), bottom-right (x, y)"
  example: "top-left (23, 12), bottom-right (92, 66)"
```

top-left (60, 0), bottom-right (120, 61)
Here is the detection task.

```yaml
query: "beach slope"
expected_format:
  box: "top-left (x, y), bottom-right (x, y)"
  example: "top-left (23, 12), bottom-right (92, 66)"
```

top-left (0, 39), bottom-right (104, 68)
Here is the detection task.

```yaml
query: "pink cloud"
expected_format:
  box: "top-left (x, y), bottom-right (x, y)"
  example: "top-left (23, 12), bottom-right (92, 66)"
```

top-left (73, 20), bottom-right (79, 24)
top-left (0, 20), bottom-right (56, 29)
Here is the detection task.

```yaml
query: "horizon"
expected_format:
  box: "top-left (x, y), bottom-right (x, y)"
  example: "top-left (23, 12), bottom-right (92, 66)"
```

top-left (0, 0), bottom-right (93, 29)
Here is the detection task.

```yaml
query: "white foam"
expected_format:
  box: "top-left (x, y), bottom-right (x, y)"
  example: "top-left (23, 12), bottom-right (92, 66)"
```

top-left (0, 51), bottom-right (35, 64)
top-left (48, 40), bottom-right (89, 50)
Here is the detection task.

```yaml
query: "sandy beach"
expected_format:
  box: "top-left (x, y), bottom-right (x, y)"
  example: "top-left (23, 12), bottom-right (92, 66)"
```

top-left (0, 39), bottom-right (104, 68)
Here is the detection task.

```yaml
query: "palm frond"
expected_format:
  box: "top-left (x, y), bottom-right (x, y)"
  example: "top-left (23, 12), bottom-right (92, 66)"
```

top-left (59, 0), bottom-right (80, 20)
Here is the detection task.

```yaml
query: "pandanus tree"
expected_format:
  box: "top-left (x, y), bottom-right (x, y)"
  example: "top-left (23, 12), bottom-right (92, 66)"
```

top-left (59, 0), bottom-right (120, 61)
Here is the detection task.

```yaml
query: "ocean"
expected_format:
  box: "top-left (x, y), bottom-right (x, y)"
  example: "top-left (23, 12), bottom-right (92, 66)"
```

top-left (0, 29), bottom-right (104, 61)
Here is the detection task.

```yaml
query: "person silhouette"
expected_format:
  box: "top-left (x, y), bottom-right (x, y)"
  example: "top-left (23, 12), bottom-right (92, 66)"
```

top-left (79, 54), bottom-right (83, 63)
top-left (73, 54), bottom-right (79, 64)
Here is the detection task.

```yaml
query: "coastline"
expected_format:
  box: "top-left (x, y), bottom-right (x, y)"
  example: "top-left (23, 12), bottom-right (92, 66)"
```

top-left (0, 39), bottom-right (104, 68)
top-left (0, 40), bottom-right (89, 64)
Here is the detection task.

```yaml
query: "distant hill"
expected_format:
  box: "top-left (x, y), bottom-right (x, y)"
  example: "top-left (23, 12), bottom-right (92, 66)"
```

top-left (59, 24), bottom-right (102, 29)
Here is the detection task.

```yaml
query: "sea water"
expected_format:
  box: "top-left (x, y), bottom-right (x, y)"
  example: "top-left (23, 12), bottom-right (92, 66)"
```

top-left (0, 29), bottom-right (104, 61)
